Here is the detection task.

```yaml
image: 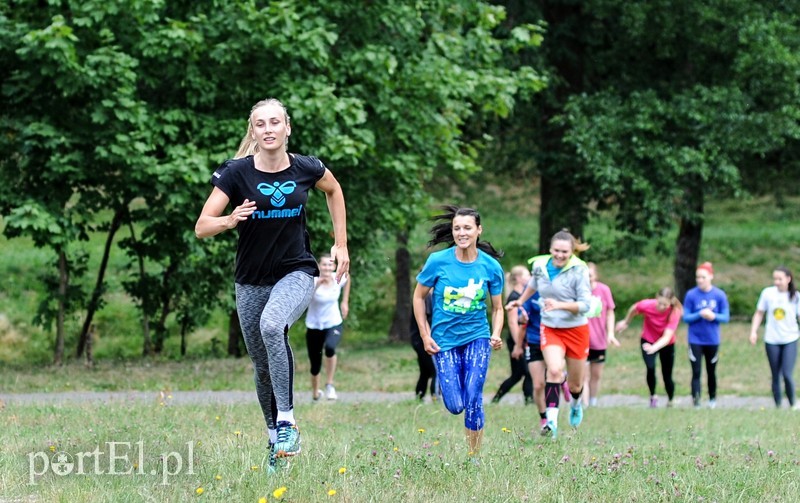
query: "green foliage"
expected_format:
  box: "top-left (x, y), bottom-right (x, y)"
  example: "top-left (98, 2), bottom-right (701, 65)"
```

top-left (0, 1), bottom-right (542, 358)
top-left (559, 0), bottom-right (800, 245)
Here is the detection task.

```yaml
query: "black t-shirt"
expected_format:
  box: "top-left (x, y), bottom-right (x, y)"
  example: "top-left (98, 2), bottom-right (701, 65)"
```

top-left (212, 154), bottom-right (326, 285)
top-left (505, 290), bottom-right (522, 346)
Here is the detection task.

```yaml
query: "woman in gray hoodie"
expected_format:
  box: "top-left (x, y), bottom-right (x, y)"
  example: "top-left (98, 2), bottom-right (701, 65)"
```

top-left (507, 229), bottom-right (591, 439)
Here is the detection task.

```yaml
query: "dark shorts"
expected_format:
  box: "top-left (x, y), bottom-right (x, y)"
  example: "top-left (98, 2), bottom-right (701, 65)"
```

top-left (525, 344), bottom-right (544, 363)
top-left (587, 349), bottom-right (606, 364)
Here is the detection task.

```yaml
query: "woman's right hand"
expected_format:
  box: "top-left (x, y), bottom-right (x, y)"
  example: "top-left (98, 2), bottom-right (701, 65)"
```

top-left (228, 199), bottom-right (256, 228)
top-left (422, 336), bottom-right (440, 355)
top-left (749, 331), bottom-right (758, 346)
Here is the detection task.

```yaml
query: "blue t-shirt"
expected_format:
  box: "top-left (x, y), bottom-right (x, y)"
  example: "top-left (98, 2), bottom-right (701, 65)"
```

top-left (683, 286), bottom-right (730, 345)
top-left (416, 248), bottom-right (505, 352)
top-left (522, 292), bottom-right (542, 345)
top-left (546, 260), bottom-right (563, 281)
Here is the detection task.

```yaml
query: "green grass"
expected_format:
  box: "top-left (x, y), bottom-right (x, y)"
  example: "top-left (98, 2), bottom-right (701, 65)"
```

top-left (0, 321), bottom-right (780, 401)
top-left (2, 400), bottom-right (799, 502)
top-left (2, 185), bottom-right (800, 364)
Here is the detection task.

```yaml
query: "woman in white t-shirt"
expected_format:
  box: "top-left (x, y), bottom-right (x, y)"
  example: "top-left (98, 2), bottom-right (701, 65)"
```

top-left (305, 254), bottom-right (351, 401)
top-left (749, 266), bottom-right (800, 409)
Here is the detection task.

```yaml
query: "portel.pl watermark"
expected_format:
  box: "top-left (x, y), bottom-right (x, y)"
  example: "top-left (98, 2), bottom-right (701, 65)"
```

top-left (28, 441), bottom-right (194, 486)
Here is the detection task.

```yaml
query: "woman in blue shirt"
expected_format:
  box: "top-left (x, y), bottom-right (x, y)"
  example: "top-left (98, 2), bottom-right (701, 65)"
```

top-left (683, 261), bottom-right (730, 408)
top-left (516, 292), bottom-right (548, 434)
top-left (413, 206), bottom-right (504, 459)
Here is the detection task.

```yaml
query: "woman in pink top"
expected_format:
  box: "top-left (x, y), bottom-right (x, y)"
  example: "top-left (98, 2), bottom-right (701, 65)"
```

top-left (583, 263), bottom-right (618, 407)
top-left (616, 287), bottom-right (683, 408)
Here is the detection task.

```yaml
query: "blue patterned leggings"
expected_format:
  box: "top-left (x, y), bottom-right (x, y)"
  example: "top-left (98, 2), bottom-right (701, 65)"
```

top-left (434, 338), bottom-right (492, 431)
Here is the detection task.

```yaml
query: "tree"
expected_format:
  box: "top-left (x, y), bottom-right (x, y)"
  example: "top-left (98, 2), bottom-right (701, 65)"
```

top-left (558, 0), bottom-right (800, 298)
top-left (1, 0), bottom-right (544, 359)
top-left (492, 0), bottom-right (800, 299)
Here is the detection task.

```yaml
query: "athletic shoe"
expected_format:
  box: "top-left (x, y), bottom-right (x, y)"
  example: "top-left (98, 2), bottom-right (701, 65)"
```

top-left (545, 419), bottom-right (557, 439)
top-left (313, 389), bottom-right (323, 401)
top-left (693, 396), bottom-right (701, 409)
top-left (649, 397), bottom-right (658, 408)
top-left (266, 442), bottom-right (279, 475)
top-left (524, 396), bottom-right (534, 406)
top-left (326, 384), bottom-right (338, 401)
top-left (569, 403), bottom-right (583, 428)
top-left (539, 418), bottom-right (550, 436)
top-left (708, 399), bottom-right (717, 409)
top-left (666, 399), bottom-right (675, 408)
top-left (266, 443), bottom-right (291, 475)
top-left (274, 421), bottom-right (301, 457)
top-left (491, 394), bottom-right (501, 404)
top-left (266, 442), bottom-right (276, 475)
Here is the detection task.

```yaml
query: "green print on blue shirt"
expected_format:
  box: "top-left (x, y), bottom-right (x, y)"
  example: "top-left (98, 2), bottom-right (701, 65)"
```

top-left (443, 279), bottom-right (486, 314)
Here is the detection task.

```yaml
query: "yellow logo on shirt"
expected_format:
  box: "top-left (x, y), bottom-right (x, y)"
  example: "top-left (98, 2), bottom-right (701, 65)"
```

top-left (774, 308), bottom-right (786, 321)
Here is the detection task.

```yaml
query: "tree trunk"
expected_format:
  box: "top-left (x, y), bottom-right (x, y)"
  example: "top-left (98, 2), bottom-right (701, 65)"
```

top-left (389, 231), bottom-right (411, 342)
top-left (54, 249), bottom-right (68, 365)
top-left (180, 317), bottom-right (188, 357)
top-left (538, 175), bottom-right (586, 254)
top-left (153, 260), bottom-right (177, 353)
top-left (77, 206), bottom-right (125, 357)
top-left (227, 309), bottom-right (244, 357)
top-left (674, 184), bottom-right (705, 301)
top-left (127, 221), bottom-right (154, 357)
top-left (84, 324), bottom-right (94, 369)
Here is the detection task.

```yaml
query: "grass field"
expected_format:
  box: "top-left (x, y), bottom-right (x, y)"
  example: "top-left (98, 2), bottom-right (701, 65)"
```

top-left (2, 182), bottom-right (800, 500)
top-left (0, 321), bottom-right (781, 402)
top-left (2, 399), bottom-right (799, 502)
top-left (3, 191), bottom-right (800, 364)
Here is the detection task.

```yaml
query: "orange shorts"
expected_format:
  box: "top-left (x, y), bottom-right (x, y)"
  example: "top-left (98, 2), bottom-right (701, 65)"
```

top-left (540, 324), bottom-right (590, 360)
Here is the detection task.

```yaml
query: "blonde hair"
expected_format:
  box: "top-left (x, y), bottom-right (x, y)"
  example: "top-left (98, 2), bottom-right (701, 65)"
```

top-left (656, 286), bottom-right (683, 311)
top-left (510, 265), bottom-right (529, 284)
top-left (234, 98), bottom-right (291, 158)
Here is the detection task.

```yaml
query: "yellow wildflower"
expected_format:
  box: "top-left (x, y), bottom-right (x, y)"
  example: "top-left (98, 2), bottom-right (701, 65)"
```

top-left (328, 489), bottom-right (337, 496)
top-left (273, 486), bottom-right (287, 499)
top-left (338, 467), bottom-right (347, 474)
top-left (195, 487), bottom-right (204, 495)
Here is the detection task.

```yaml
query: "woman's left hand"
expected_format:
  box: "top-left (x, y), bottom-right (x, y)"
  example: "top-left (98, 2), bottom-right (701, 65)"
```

top-left (490, 335), bottom-right (503, 350)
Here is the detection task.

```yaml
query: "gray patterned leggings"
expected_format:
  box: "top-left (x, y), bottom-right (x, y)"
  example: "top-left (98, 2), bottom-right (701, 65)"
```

top-left (236, 271), bottom-right (315, 429)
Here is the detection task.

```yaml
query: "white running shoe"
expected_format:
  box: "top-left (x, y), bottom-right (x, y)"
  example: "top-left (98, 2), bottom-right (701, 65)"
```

top-left (326, 384), bottom-right (338, 400)
top-left (313, 389), bottom-right (323, 401)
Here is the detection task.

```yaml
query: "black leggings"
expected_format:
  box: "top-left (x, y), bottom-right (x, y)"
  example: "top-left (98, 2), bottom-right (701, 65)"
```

top-left (689, 344), bottom-right (719, 400)
top-left (641, 340), bottom-right (675, 400)
top-left (305, 325), bottom-right (343, 376)
top-left (765, 341), bottom-right (797, 407)
top-left (411, 340), bottom-right (437, 399)
top-left (495, 337), bottom-right (532, 400)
